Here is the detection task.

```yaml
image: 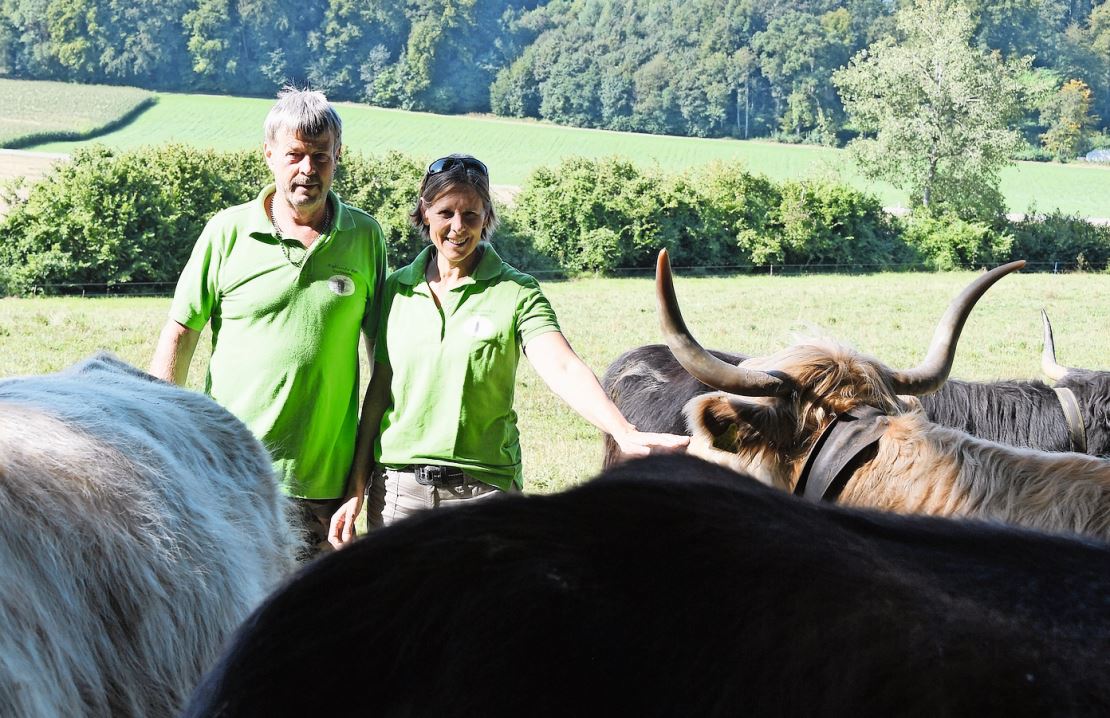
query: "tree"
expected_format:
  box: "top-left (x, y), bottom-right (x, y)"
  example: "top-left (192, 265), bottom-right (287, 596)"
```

top-left (1074, 1), bottom-right (1110, 130)
top-left (833, 0), bottom-right (1029, 219)
top-left (753, 9), bottom-right (854, 141)
top-left (964, 0), bottom-right (1068, 63)
top-left (1041, 78), bottom-right (1099, 159)
top-left (305, 0), bottom-right (408, 99)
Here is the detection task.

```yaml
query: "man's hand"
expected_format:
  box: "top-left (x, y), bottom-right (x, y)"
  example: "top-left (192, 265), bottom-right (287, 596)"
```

top-left (149, 320), bottom-right (200, 385)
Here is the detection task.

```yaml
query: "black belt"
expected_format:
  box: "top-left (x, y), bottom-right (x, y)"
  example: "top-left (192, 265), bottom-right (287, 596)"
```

top-left (400, 465), bottom-right (469, 488)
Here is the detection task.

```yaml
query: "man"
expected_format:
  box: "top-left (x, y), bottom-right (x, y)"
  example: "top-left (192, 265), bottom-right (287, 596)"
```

top-left (150, 87), bottom-right (387, 557)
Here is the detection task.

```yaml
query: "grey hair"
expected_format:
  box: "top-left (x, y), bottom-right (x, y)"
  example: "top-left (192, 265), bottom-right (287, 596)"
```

top-left (264, 85), bottom-right (343, 148)
top-left (0, 352), bottom-right (300, 717)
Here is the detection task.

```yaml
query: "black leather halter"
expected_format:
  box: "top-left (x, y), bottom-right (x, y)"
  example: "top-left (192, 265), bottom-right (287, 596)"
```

top-left (793, 406), bottom-right (890, 503)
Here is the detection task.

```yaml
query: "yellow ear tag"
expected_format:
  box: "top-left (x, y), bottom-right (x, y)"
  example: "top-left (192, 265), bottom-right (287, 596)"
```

top-left (712, 423), bottom-right (740, 452)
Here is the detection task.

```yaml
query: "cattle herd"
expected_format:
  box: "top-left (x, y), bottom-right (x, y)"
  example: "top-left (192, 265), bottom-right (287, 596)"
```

top-left (3, 256), bottom-right (1110, 717)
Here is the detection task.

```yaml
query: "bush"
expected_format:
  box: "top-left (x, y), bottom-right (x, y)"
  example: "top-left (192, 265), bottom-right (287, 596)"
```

top-left (1008, 211), bottom-right (1110, 270)
top-left (0, 145), bottom-right (440, 294)
top-left (763, 179), bottom-right (905, 269)
top-left (510, 158), bottom-right (917, 274)
top-left (900, 213), bottom-right (1013, 271)
top-left (487, 210), bottom-right (559, 274)
top-left (512, 157), bottom-right (673, 273)
top-left (14, 145), bottom-right (1105, 293)
top-left (331, 150), bottom-right (425, 266)
top-left (510, 156), bottom-right (749, 274)
top-left (0, 144), bottom-right (269, 294)
top-left (692, 162), bottom-right (780, 267)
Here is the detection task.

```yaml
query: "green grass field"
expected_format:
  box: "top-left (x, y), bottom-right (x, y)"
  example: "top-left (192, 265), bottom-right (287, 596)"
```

top-left (0, 79), bottom-right (153, 147)
top-left (13, 86), bottom-right (1110, 217)
top-left (3, 269), bottom-right (1108, 493)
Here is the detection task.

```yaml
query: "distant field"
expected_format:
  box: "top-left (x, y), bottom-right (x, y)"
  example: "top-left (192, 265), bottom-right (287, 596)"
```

top-left (0, 79), bottom-right (153, 148)
top-left (15, 87), bottom-right (1110, 217)
top-left (3, 269), bottom-right (1108, 493)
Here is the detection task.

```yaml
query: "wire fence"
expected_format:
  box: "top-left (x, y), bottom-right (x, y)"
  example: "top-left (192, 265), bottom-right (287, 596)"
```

top-left (24, 281), bottom-right (179, 297)
top-left (556, 259), bottom-right (1088, 279)
top-left (20, 259), bottom-right (1095, 296)
top-left (21, 260), bottom-right (1092, 295)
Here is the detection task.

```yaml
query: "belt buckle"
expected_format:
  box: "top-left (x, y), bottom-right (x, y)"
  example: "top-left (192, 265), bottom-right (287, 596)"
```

top-left (414, 465), bottom-right (451, 487)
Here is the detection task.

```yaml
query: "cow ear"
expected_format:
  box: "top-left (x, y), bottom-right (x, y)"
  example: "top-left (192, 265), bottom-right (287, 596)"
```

top-left (681, 393), bottom-right (788, 485)
top-left (687, 393), bottom-right (788, 446)
top-left (686, 394), bottom-right (744, 451)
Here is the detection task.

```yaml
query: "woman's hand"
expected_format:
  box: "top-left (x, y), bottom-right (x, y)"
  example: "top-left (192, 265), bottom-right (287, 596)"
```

top-left (328, 493), bottom-right (364, 549)
top-left (525, 332), bottom-right (691, 460)
top-left (611, 429), bottom-right (690, 458)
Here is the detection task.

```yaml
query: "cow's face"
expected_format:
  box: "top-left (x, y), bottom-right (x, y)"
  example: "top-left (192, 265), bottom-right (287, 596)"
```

top-left (683, 341), bottom-right (909, 492)
top-left (654, 250), bottom-right (1024, 488)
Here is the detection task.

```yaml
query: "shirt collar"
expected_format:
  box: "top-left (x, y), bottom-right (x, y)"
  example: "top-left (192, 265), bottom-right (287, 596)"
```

top-left (249, 184), bottom-right (350, 240)
top-left (397, 246), bottom-right (434, 286)
top-left (246, 185), bottom-right (278, 239)
top-left (396, 243), bottom-right (504, 287)
top-left (472, 243), bottom-right (503, 281)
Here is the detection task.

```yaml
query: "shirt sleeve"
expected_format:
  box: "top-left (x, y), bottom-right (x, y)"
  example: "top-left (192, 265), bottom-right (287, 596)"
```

top-left (516, 277), bottom-right (561, 347)
top-left (361, 218), bottom-right (388, 341)
top-left (373, 275), bottom-right (397, 368)
top-left (168, 218), bottom-right (222, 331)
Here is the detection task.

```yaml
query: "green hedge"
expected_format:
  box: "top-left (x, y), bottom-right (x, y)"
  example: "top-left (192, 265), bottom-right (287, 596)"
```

top-left (511, 157), bottom-right (907, 272)
top-left (511, 157), bottom-right (708, 273)
top-left (746, 178), bottom-right (906, 269)
top-left (3, 146), bottom-right (1109, 295)
top-left (900, 214), bottom-right (1014, 271)
top-left (1008, 211), bottom-right (1110, 270)
top-left (0, 145), bottom-right (269, 294)
top-left (0, 145), bottom-right (432, 294)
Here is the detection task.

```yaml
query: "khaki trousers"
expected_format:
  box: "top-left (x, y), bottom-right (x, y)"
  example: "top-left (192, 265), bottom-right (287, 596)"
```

top-left (366, 468), bottom-right (518, 528)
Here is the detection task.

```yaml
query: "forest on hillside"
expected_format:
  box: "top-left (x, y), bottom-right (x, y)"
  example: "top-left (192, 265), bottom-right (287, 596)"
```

top-left (2, 0), bottom-right (1109, 153)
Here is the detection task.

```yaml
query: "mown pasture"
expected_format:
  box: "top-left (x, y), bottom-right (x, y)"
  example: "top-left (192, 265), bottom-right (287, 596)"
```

top-left (7, 84), bottom-right (1110, 217)
top-left (3, 268), bottom-right (1108, 493)
top-left (0, 79), bottom-right (153, 148)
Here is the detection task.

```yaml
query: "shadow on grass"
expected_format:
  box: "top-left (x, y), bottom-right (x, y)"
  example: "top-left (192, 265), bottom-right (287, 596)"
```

top-left (3, 96), bottom-right (158, 150)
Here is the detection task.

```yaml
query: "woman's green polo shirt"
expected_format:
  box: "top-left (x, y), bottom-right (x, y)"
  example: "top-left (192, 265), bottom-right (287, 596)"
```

top-left (170, 186), bottom-right (386, 499)
top-left (375, 244), bottom-right (560, 490)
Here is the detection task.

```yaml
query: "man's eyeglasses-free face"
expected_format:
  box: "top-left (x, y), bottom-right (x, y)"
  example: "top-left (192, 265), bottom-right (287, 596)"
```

top-left (426, 156), bottom-right (488, 177)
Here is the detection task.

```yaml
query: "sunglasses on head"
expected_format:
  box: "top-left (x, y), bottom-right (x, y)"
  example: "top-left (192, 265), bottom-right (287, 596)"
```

top-left (426, 156), bottom-right (488, 177)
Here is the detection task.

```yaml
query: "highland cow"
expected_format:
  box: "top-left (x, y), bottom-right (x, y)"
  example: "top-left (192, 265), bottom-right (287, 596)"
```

top-left (183, 454), bottom-right (1110, 718)
top-left (0, 353), bottom-right (300, 718)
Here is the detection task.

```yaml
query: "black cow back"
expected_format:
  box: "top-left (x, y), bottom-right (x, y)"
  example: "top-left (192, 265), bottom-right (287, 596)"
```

top-left (185, 455), bottom-right (1110, 718)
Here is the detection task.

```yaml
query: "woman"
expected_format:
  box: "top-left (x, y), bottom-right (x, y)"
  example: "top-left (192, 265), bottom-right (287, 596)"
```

top-left (328, 154), bottom-right (687, 544)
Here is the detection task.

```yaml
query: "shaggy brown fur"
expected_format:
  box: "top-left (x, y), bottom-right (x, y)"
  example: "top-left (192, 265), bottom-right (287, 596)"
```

top-left (686, 340), bottom-right (1110, 542)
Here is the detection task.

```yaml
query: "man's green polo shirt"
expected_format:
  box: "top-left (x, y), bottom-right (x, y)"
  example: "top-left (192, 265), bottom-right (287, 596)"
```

top-left (375, 244), bottom-right (560, 490)
top-left (170, 185), bottom-right (387, 499)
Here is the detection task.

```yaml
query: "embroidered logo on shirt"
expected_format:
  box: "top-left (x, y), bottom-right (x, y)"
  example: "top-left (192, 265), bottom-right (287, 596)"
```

top-left (463, 315), bottom-right (496, 340)
top-left (327, 275), bottom-right (355, 296)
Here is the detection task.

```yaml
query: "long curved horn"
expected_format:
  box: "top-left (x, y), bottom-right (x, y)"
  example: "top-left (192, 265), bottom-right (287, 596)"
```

top-left (656, 249), bottom-right (793, 397)
top-left (889, 260), bottom-right (1026, 395)
top-left (1040, 308), bottom-right (1070, 381)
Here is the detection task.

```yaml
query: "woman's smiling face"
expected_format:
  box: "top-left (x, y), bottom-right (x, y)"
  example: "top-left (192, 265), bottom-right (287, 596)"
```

top-left (421, 186), bottom-right (489, 272)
